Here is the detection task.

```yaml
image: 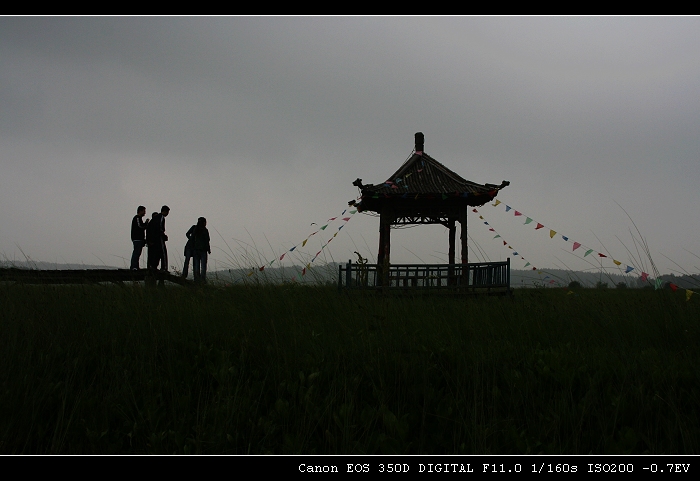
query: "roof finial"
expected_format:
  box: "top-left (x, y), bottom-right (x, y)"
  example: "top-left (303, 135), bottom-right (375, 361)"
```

top-left (415, 132), bottom-right (424, 154)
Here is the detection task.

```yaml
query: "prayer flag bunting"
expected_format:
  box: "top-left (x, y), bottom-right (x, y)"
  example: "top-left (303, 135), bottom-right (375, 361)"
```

top-left (289, 246), bottom-right (296, 252)
top-left (562, 236), bottom-right (568, 241)
top-left (598, 253), bottom-right (607, 258)
top-left (493, 200), bottom-right (501, 206)
top-left (494, 235), bottom-right (501, 239)
top-left (573, 242), bottom-right (581, 251)
top-left (514, 211), bottom-right (522, 216)
top-left (535, 223), bottom-right (544, 230)
top-left (524, 217), bottom-right (533, 224)
top-left (584, 249), bottom-right (593, 257)
top-left (505, 205), bottom-right (511, 212)
top-left (613, 260), bottom-right (621, 266)
top-left (687, 290), bottom-right (695, 301)
top-left (342, 217), bottom-right (350, 221)
top-left (625, 266), bottom-right (634, 273)
top-left (641, 272), bottom-right (649, 281)
top-left (302, 239), bottom-right (308, 247)
top-left (320, 224), bottom-right (328, 230)
top-left (549, 230), bottom-right (556, 238)
top-left (670, 283), bottom-right (678, 292)
top-left (655, 278), bottom-right (663, 290)
top-left (524, 262), bottom-right (531, 267)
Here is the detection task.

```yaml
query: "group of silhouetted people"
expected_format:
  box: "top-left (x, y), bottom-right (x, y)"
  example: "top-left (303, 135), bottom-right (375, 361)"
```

top-left (130, 205), bottom-right (211, 284)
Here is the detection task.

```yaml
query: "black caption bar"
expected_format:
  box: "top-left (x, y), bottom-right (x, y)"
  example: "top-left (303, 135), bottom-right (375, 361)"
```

top-left (268, 456), bottom-right (695, 476)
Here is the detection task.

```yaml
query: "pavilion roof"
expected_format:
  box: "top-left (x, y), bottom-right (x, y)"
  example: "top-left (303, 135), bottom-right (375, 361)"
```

top-left (355, 150), bottom-right (508, 213)
top-left (363, 151), bottom-right (498, 196)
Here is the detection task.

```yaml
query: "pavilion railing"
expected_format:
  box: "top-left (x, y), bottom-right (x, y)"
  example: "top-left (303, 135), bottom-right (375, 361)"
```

top-left (338, 259), bottom-right (511, 294)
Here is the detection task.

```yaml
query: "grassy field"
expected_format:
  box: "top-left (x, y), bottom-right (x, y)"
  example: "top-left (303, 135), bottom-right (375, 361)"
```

top-left (1, 282), bottom-right (699, 454)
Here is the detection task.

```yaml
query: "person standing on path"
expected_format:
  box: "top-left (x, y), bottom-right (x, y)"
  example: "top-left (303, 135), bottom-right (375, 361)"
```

top-left (147, 206), bottom-right (170, 271)
top-left (146, 211), bottom-right (159, 270)
top-left (157, 205), bottom-right (170, 272)
top-left (193, 217), bottom-right (211, 284)
top-left (182, 223), bottom-right (196, 279)
top-left (130, 205), bottom-right (149, 270)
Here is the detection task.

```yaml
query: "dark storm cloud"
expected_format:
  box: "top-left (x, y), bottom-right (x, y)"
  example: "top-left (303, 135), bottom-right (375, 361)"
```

top-left (1, 16), bottom-right (699, 272)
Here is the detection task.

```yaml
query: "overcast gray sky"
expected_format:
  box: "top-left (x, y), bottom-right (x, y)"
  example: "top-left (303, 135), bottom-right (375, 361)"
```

top-left (2, 16), bottom-right (699, 280)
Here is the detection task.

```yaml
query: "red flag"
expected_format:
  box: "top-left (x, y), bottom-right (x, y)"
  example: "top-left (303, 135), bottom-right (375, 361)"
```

top-left (598, 253), bottom-right (607, 258)
top-left (641, 272), bottom-right (649, 281)
top-left (670, 283), bottom-right (678, 291)
top-left (573, 242), bottom-right (581, 251)
top-left (259, 266), bottom-right (265, 271)
top-left (514, 211), bottom-right (522, 216)
top-left (535, 223), bottom-right (544, 230)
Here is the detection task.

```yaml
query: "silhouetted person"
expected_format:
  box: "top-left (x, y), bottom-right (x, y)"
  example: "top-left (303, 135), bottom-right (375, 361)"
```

top-left (193, 217), bottom-right (211, 284)
top-left (130, 205), bottom-right (149, 270)
top-left (146, 211), bottom-right (159, 270)
top-left (182, 222), bottom-right (196, 279)
top-left (147, 207), bottom-right (169, 271)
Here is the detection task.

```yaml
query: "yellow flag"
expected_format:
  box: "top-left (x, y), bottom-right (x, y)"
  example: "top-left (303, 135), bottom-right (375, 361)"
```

top-left (613, 260), bottom-right (622, 266)
top-left (302, 238), bottom-right (308, 247)
top-left (493, 200), bottom-right (501, 206)
top-left (549, 230), bottom-right (556, 238)
top-left (687, 290), bottom-right (695, 301)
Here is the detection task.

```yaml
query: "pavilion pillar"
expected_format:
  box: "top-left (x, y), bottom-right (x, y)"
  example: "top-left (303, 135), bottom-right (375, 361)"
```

top-left (448, 217), bottom-right (456, 285)
top-left (459, 208), bottom-right (468, 285)
top-left (377, 209), bottom-right (392, 287)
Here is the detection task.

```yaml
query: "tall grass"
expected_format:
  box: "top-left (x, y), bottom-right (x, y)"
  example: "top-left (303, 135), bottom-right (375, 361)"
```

top-left (1, 282), bottom-right (699, 454)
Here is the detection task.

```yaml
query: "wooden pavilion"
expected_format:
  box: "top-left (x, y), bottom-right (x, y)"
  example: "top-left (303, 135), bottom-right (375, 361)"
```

top-left (339, 132), bottom-right (511, 293)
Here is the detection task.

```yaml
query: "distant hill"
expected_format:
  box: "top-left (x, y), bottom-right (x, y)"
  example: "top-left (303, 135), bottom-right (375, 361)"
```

top-left (0, 260), bottom-right (120, 271)
top-left (3, 259), bottom-right (698, 289)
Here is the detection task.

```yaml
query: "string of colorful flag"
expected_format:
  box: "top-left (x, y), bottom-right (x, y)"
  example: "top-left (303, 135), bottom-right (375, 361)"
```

top-left (471, 207), bottom-right (538, 271)
top-left (471, 207), bottom-right (563, 286)
top-left (245, 207), bottom-right (358, 279)
top-left (489, 199), bottom-right (649, 277)
top-left (488, 199), bottom-right (698, 299)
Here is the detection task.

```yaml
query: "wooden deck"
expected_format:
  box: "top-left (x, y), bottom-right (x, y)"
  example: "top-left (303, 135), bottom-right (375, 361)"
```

top-left (338, 259), bottom-right (511, 295)
top-left (0, 268), bottom-right (191, 286)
